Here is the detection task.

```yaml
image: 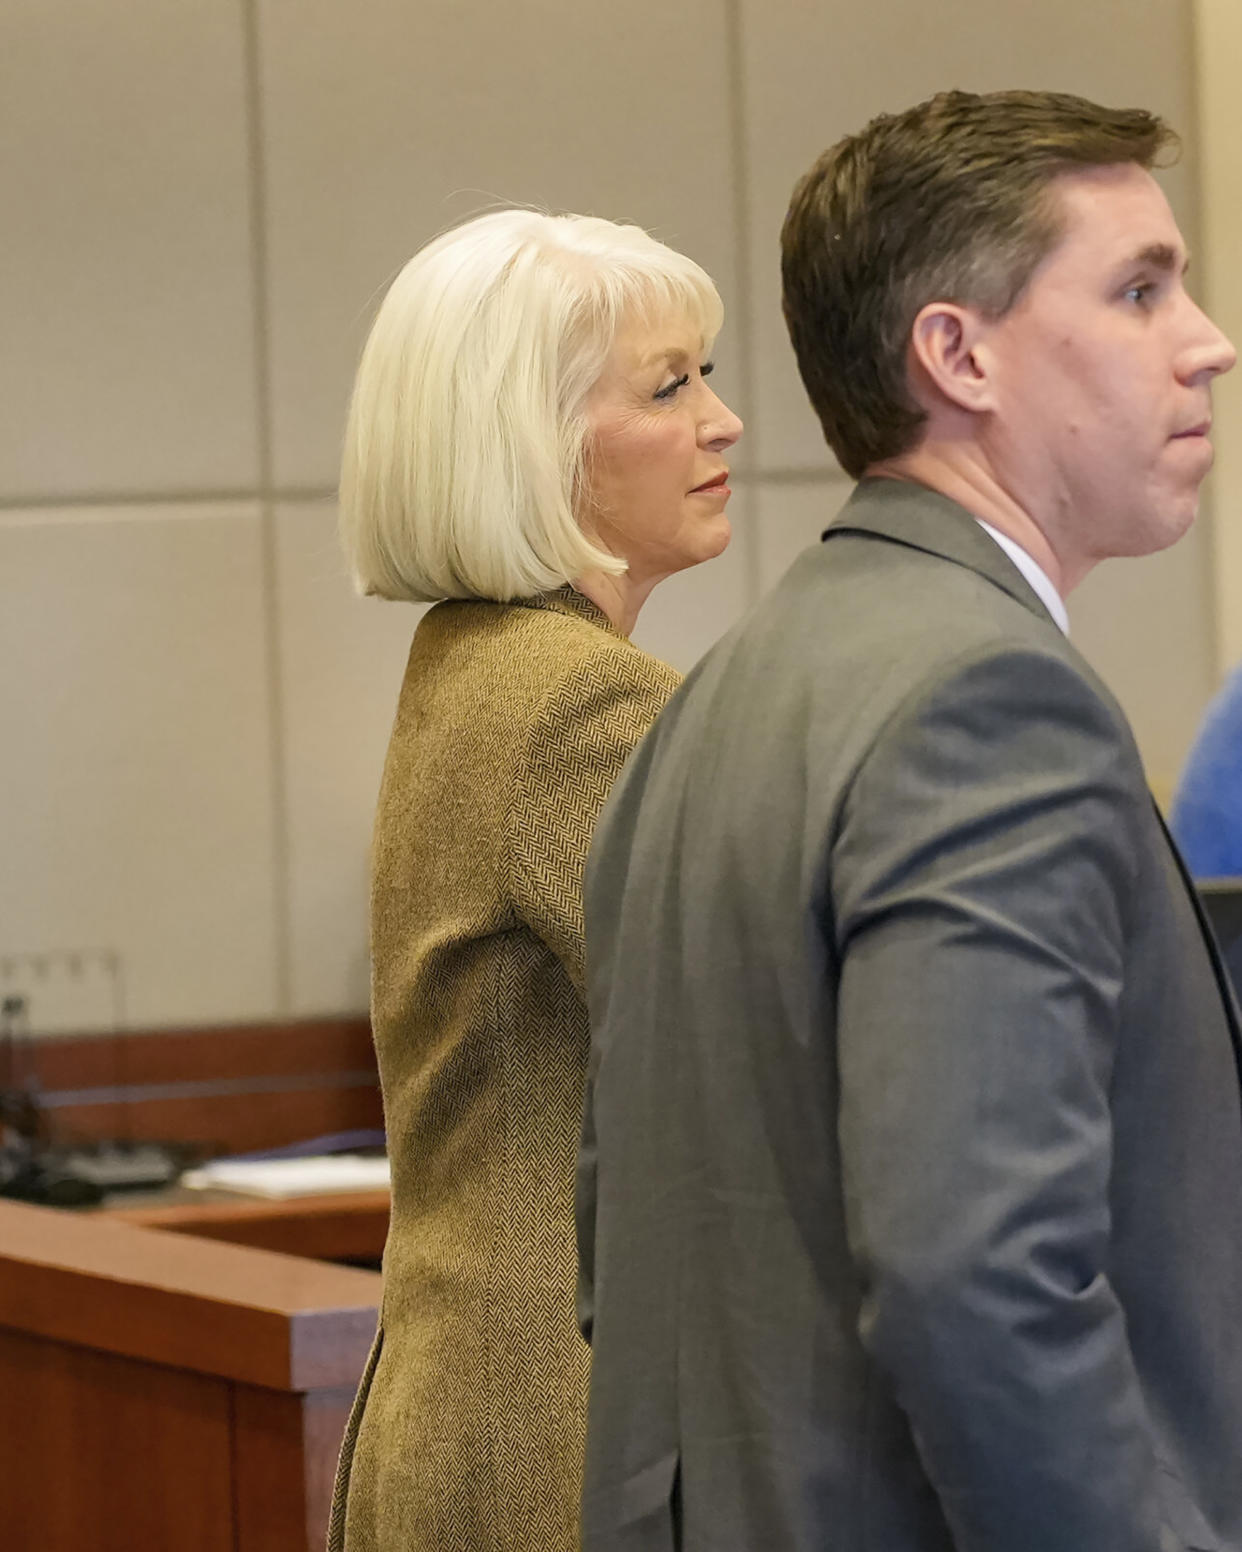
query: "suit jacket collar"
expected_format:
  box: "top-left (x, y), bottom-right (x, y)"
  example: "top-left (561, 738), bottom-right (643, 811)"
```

top-left (826, 476), bottom-right (1060, 632)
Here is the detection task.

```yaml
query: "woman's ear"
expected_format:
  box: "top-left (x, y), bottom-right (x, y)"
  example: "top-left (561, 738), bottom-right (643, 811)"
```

top-left (908, 302), bottom-right (995, 415)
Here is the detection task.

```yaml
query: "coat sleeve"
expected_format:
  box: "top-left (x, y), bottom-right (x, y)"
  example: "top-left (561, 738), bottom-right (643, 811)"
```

top-left (831, 643), bottom-right (1183, 1552)
top-left (508, 643), bottom-right (680, 995)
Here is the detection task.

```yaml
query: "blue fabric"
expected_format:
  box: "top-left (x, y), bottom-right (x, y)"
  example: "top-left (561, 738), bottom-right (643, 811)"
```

top-left (1171, 661), bottom-right (1242, 877)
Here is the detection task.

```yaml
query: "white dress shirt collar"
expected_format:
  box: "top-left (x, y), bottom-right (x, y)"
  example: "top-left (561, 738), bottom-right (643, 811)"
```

top-left (974, 518), bottom-right (1070, 637)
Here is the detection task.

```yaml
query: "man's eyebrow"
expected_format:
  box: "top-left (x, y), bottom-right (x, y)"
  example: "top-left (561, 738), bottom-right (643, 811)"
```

top-left (1127, 242), bottom-right (1189, 275)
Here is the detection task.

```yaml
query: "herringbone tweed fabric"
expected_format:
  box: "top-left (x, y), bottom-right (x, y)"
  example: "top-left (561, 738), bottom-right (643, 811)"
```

top-left (328, 586), bottom-right (680, 1552)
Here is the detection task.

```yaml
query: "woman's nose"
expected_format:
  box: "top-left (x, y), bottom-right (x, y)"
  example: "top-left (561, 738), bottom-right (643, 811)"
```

top-left (701, 391), bottom-right (743, 450)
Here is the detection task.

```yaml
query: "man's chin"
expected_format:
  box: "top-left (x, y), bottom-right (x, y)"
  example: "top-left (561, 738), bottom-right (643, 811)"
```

top-left (1135, 494), bottom-right (1201, 557)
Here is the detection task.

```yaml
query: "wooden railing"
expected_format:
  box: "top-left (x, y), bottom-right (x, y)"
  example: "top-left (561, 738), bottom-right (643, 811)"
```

top-left (0, 1198), bottom-right (381, 1551)
top-left (24, 1016), bottom-right (382, 1155)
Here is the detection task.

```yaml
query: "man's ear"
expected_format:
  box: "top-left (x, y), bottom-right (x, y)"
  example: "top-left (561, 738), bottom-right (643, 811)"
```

top-left (908, 302), bottom-right (995, 415)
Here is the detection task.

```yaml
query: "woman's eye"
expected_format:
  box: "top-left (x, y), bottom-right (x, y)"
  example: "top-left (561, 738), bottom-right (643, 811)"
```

top-left (701, 361), bottom-right (715, 379)
top-left (654, 373), bottom-right (691, 401)
top-left (1124, 283), bottom-right (1153, 306)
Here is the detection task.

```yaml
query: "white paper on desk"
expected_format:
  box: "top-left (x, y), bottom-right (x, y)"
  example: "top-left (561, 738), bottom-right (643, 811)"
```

top-left (181, 1154), bottom-right (391, 1199)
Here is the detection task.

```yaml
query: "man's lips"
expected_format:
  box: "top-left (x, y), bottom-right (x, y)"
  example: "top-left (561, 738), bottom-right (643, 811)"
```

top-left (1172, 422), bottom-right (1212, 438)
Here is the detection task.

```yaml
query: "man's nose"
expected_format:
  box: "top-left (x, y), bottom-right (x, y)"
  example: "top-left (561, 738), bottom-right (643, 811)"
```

top-left (1183, 304), bottom-right (1237, 382)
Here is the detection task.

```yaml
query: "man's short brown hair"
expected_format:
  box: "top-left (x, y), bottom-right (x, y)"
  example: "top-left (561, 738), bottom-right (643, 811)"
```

top-left (781, 89), bottom-right (1178, 479)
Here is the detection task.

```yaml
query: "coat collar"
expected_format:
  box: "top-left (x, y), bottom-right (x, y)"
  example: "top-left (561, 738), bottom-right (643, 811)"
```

top-left (518, 582), bottom-right (628, 641)
top-left (825, 476), bottom-right (1060, 632)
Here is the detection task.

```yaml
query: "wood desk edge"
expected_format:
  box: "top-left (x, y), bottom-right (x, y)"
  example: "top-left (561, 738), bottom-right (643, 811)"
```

top-left (0, 1199), bottom-right (381, 1391)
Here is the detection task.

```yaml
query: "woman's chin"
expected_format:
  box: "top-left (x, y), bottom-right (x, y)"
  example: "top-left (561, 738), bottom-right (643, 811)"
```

top-left (688, 514), bottom-right (732, 566)
top-left (626, 516), bottom-right (734, 590)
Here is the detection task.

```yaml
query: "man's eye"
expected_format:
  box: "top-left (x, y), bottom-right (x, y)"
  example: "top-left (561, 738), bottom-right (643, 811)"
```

top-left (1124, 283), bottom-right (1153, 305)
top-left (654, 374), bottom-right (690, 401)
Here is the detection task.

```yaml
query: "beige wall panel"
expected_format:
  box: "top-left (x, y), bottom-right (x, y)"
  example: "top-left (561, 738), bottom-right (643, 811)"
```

top-left (1068, 519), bottom-right (1217, 799)
top-left (1, 1), bottom-right (259, 500)
top-left (275, 503), bottom-right (424, 1015)
top-left (740, 0), bottom-right (1197, 474)
top-left (1195, 0), bottom-right (1242, 675)
top-left (751, 478), bottom-right (855, 596)
top-left (257, 0), bottom-right (740, 491)
top-left (0, 505), bottom-right (280, 1029)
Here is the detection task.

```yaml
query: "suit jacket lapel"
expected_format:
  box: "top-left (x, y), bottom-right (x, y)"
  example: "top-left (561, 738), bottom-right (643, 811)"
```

top-left (824, 476), bottom-right (1059, 631)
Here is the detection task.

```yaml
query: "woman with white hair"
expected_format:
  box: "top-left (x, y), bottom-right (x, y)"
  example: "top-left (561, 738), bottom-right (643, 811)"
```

top-left (328, 208), bottom-right (742, 1552)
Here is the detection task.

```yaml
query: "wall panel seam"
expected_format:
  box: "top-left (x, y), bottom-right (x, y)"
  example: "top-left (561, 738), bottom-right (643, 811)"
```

top-left (241, 0), bottom-right (292, 1013)
top-left (724, 0), bottom-right (761, 604)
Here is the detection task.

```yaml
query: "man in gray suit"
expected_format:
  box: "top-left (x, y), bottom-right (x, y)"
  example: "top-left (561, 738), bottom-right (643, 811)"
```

top-left (577, 90), bottom-right (1241, 1551)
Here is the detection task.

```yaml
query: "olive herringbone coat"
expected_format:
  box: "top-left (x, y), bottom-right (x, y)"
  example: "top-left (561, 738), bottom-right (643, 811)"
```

top-left (329, 585), bottom-right (679, 1552)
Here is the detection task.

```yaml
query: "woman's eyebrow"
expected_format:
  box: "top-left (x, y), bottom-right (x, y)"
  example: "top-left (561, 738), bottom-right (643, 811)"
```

top-left (637, 347), bottom-right (690, 370)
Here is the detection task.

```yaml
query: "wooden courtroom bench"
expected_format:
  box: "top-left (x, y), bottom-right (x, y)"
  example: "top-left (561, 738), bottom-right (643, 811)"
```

top-left (0, 1198), bottom-right (381, 1552)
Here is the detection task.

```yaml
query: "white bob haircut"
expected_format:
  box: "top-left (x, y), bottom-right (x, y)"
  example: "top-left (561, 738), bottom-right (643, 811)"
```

top-left (340, 208), bottom-right (724, 602)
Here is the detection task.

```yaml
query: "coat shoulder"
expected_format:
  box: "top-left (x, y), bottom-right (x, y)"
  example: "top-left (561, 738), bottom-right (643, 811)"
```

top-left (409, 597), bottom-right (677, 718)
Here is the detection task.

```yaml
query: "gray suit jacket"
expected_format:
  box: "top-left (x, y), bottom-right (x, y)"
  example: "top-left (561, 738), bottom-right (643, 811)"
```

top-left (578, 477), bottom-right (1242, 1552)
